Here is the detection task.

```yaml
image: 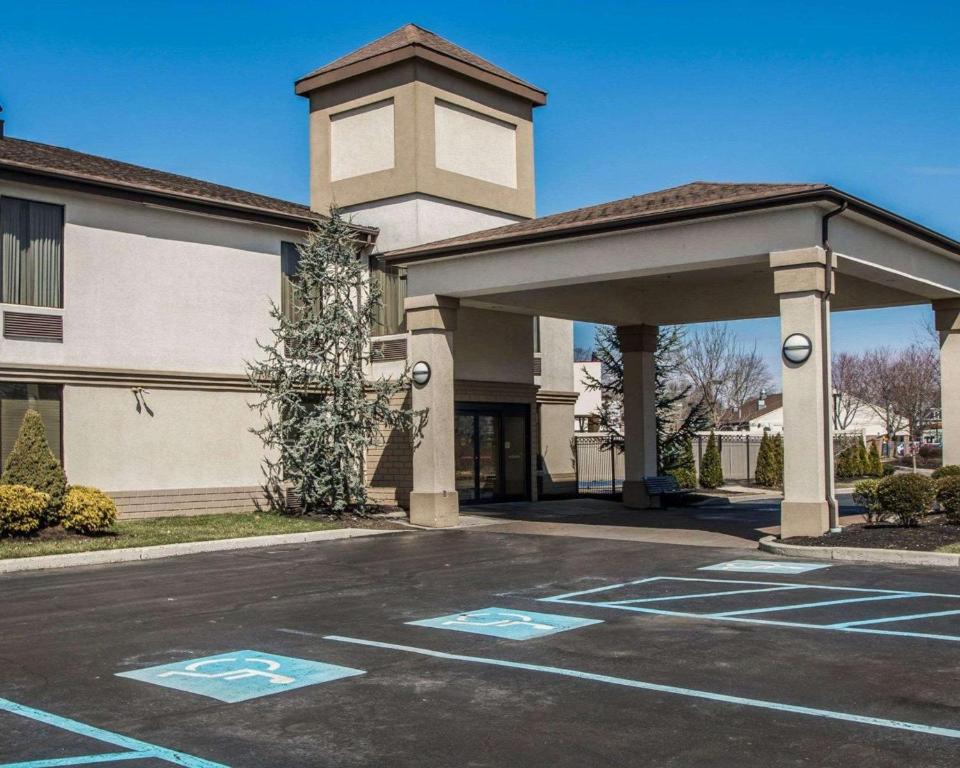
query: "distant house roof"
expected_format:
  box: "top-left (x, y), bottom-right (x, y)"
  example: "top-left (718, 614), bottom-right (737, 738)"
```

top-left (719, 393), bottom-right (784, 427)
top-left (295, 23), bottom-right (546, 105)
top-left (0, 135), bottom-right (377, 236)
top-left (385, 181), bottom-right (960, 263)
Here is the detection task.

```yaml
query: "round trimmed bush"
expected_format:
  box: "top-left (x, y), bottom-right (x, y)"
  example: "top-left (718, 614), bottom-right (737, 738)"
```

top-left (876, 473), bottom-right (936, 527)
top-left (932, 464), bottom-right (960, 480)
top-left (852, 478), bottom-right (886, 525)
top-left (937, 476), bottom-right (960, 523)
top-left (61, 486), bottom-right (117, 534)
top-left (0, 484), bottom-right (50, 536)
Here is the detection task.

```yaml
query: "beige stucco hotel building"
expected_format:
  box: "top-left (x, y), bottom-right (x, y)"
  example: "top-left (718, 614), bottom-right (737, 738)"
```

top-left (1, 24), bottom-right (958, 536)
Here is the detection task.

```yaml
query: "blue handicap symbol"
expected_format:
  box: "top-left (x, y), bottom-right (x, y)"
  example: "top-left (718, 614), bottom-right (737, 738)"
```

top-left (117, 650), bottom-right (365, 703)
top-left (699, 559), bottom-right (832, 574)
top-left (408, 607), bottom-right (602, 640)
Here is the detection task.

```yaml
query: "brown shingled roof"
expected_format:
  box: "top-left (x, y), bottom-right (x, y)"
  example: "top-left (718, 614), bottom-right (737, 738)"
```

top-left (295, 24), bottom-right (546, 104)
top-left (385, 180), bottom-right (960, 263)
top-left (0, 135), bottom-right (364, 231)
top-left (386, 182), bottom-right (829, 260)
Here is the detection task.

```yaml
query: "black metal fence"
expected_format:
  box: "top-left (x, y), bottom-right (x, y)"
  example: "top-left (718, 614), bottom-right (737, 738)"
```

top-left (574, 435), bottom-right (624, 495)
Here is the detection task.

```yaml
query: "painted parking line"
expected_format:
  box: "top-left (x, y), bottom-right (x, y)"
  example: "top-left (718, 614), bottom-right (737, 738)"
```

top-left (323, 635), bottom-right (960, 741)
top-left (831, 608), bottom-right (960, 628)
top-left (116, 650), bottom-right (364, 703)
top-left (708, 592), bottom-right (924, 618)
top-left (540, 576), bottom-right (960, 643)
top-left (0, 696), bottom-right (227, 768)
top-left (408, 607), bottom-right (601, 640)
top-left (700, 560), bottom-right (832, 574)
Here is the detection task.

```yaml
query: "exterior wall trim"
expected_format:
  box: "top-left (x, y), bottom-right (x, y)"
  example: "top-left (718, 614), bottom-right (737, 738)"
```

top-left (0, 363), bottom-right (252, 391)
top-left (535, 389), bottom-right (579, 405)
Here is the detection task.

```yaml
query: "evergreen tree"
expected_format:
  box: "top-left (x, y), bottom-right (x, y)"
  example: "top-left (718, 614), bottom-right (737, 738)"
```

top-left (247, 212), bottom-right (422, 516)
top-left (755, 431), bottom-right (779, 487)
top-left (583, 325), bottom-right (709, 473)
top-left (857, 438), bottom-right (869, 478)
top-left (1, 409), bottom-right (67, 526)
top-left (773, 433), bottom-right (784, 487)
top-left (868, 441), bottom-right (883, 477)
top-left (668, 438), bottom-right (698, 489)
top-left (835, 436), bottom-right (865, 479)
top-left (699, 431), bottom-right (724, 489)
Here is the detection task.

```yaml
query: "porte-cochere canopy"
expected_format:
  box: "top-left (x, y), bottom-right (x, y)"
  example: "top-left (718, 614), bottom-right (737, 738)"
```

top-left (387, 181), bottom-right (960, 536)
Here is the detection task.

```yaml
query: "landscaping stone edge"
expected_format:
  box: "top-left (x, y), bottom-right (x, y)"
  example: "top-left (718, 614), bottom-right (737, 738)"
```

top-left (758, 535), bottom-right (960, 567)
top-left (0, 528), bottom-right (405, 574)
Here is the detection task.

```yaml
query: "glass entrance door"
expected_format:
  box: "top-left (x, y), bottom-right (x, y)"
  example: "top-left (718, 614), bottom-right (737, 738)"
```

top-left (454, 404), bottom-right (529, 504)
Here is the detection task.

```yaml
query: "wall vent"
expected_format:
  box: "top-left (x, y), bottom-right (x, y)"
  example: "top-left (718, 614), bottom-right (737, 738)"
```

top-left (372, 337), bottom-right (407, 362)
top-left (3, 311), bottom-right (63, 343)
top-left (533, 356), bottom-right (543, 376)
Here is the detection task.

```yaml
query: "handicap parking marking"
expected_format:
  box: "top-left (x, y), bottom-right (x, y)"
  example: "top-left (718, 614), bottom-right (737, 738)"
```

top-left (116, 650), bottom-right (364, 703)
top-left (699, 559), bottom-right (832, 574)
top-left (407, 607), bottom-right (602, 640)
top-left (0, 696), bottom-right (228, 767)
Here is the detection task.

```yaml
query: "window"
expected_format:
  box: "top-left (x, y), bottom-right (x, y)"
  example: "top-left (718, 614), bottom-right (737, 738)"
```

top-left (280, 241), bottom-right (300, 323)
top-left (0, 197), bottom-right (64, 308)
top-left (0, 383), bottom-right (62, 466)
top-left (370, 257), bottom-right (406, 336)
top-left (533, 316), bottom-right (541, 353)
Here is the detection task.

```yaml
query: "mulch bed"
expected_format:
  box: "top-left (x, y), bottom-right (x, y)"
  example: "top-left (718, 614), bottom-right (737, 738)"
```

top-left (784, 514), bottom-right (960, 551)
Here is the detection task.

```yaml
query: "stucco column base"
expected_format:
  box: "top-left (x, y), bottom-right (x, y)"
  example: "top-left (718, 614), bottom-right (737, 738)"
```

top-left (409, 491), bottom-right (460, 528)
top-left (622, 480), bottom-right (660, 509)
top-left (780, 501), bottom-right (830, 539)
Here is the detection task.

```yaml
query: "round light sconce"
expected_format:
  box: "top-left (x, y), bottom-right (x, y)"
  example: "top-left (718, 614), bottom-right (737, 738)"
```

top-left (782, 333), bottom-right (813, 364)
top-left (411, 361), bottom-right (431, 386)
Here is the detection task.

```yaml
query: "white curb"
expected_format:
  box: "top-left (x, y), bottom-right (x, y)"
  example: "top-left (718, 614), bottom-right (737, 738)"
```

top-left (0, 528), bottom-right (405, 575)
top-left (759, 535), bottom-right (960, 568)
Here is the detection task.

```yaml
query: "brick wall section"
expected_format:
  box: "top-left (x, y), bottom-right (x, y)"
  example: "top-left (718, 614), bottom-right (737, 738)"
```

top-left (110, 486), bottom-right (267, 519)
top-left (365, 388), bottom-right (414, 509)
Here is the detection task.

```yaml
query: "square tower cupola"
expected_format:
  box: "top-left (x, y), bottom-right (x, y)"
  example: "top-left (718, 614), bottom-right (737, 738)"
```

top-left (296, 24), bottom-right (546, 249)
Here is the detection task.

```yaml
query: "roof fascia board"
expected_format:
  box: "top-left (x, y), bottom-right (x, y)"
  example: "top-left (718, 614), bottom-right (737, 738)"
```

top-left (386, 189), bottom-right (960, 265)
top-left (295, 44), bottom-right (547, 105)
top-left (0, 164), bottom-right (377, 242)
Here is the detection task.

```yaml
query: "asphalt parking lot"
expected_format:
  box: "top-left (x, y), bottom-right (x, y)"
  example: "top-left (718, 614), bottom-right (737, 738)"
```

top-left (1, 528), bottom-right (958, 767)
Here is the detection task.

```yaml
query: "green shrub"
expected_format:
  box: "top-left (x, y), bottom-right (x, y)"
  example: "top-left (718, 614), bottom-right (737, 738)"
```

top-left (1, 410), bottom-right (67, 526)
top-left (937, 476), bottom-right (960, 523)
top-left (699, 431), bottom-right (724, 489)
top-left (882, 462), bottom-right (896, 477)
top-left (666, 439), bottom-right (697, 489)
top-left (668, 466), bottom-right (697, 489)
top-left (61, 486), bottom-right (118, 534)
top-left (876, 473), bottom-right (936, 527)
top-left (773, 434), bottom-right (784, 486)
top-left (835, 437), bottom-right (865, 479)
top-left (0, 484), bottom-right (50, 536)
top-left (867, 442), bottom-right (883, 477)
top-left (755, 432), bottom-right (780, 488)
top-left (932, 464), bottom-right (960, 480)
top-left (852, 478), bottom-right (886, 524)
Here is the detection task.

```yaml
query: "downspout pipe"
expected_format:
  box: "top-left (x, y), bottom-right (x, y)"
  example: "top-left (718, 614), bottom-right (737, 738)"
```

top-left (821, 201), bottom-right (847, 531)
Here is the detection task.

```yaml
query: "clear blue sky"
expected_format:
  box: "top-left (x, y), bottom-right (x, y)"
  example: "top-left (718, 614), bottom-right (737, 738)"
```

top-left (2, 1), bottom-right (957, 382)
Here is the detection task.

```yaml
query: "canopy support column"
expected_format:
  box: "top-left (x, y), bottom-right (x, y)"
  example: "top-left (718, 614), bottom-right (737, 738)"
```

top-left (405, 295), bottom-right (460, 527)
top-left (772, 247), bottom-right (836, 538)
top-left (934, 299), bottom-right (960, 466)
top-left (619, 324), bottom-right (659, 509)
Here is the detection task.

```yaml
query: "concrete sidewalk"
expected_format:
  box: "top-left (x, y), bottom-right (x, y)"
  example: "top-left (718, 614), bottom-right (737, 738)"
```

top-left (463, 495), bottom-right (863, 549)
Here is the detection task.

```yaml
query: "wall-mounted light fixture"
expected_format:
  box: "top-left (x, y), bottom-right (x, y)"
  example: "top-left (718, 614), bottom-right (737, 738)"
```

top-left (782, 333), bottom-right (812, 365)
top-left (411, 361), bottom-right (431, 387)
